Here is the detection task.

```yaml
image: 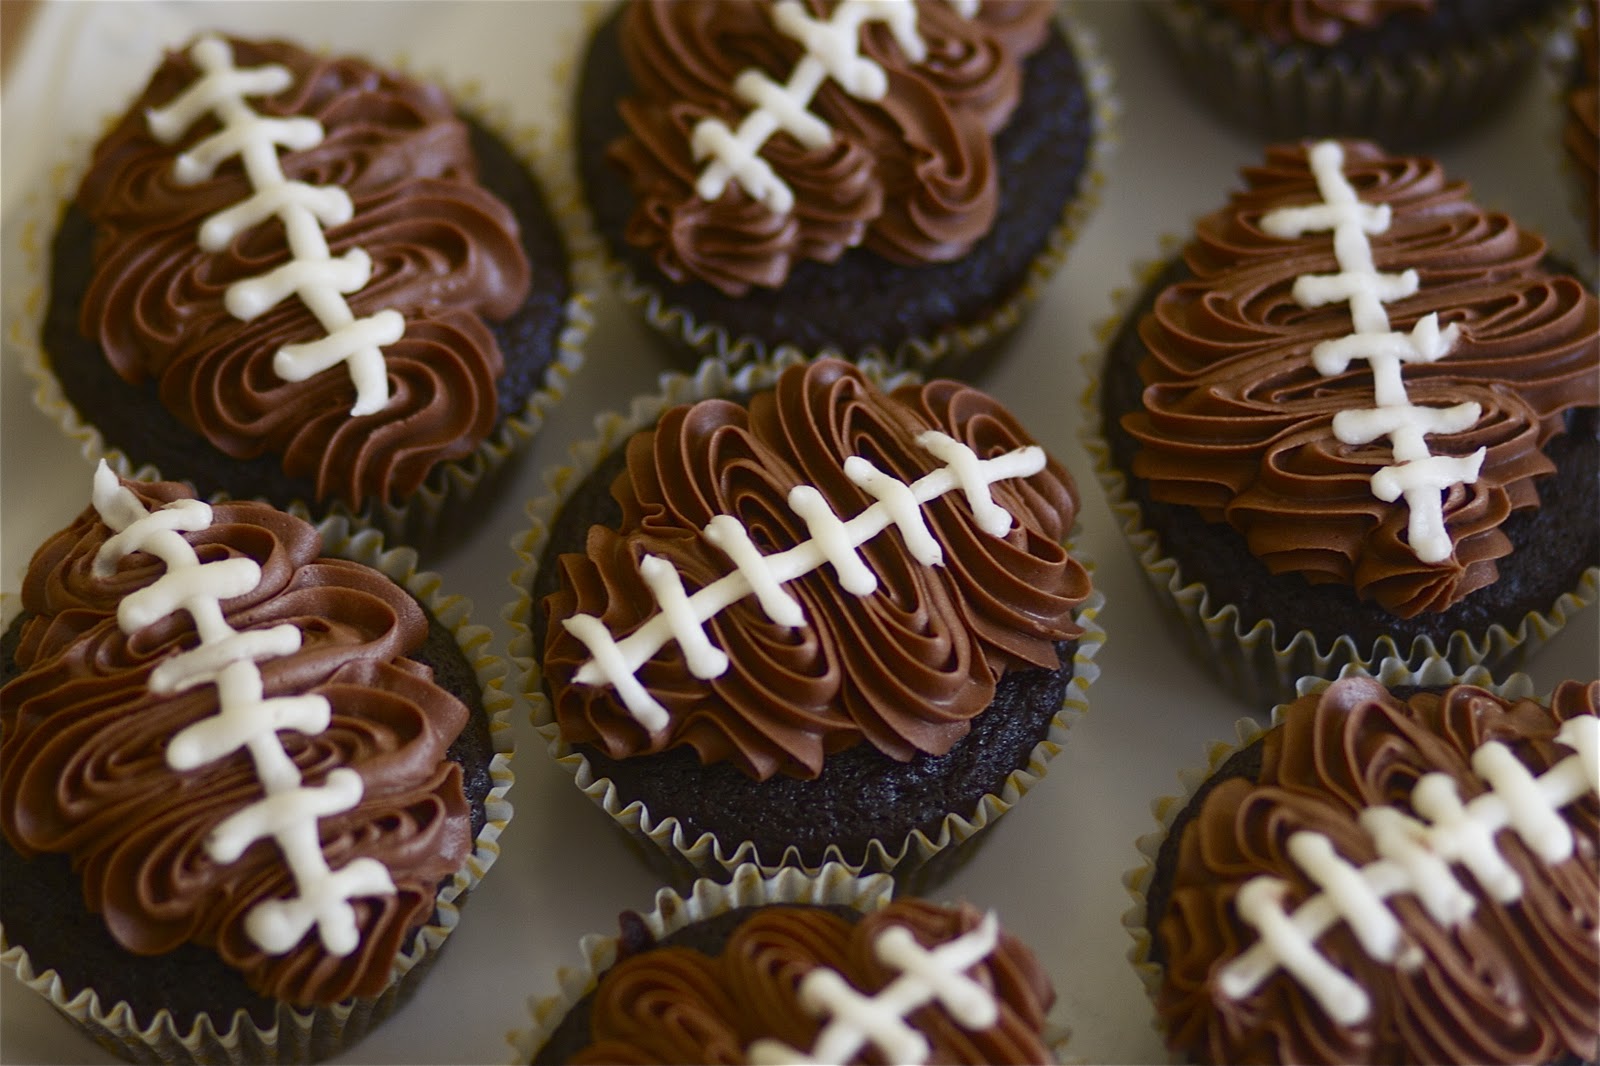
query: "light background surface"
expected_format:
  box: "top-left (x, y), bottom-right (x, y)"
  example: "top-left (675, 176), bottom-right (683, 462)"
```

top-left (2, 2), bottom-right (1596, 1063)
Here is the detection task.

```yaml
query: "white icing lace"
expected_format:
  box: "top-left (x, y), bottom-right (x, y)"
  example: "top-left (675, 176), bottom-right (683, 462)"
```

top-left (146, 35), bottom-right (401, 417)
top-left (691, 0), bottom-right (973, 216)
top-left (1259, 139), bottom-right (1484, 564)
top-left (1218, 712), bottom-right (1599, 1025)
top-left (745, 911), bottom-right (1002, 1065)
top-left (90, 461), bottom-right (395, 956)
top-left (563, 431), bottom-right (1045, 733)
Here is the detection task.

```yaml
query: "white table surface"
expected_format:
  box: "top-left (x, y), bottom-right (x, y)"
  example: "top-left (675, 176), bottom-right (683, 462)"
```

top-left (2, 3), bottom-right (1596, 1063)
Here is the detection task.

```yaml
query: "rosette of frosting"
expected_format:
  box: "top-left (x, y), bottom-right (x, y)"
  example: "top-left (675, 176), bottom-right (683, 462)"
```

top-left (0, 477), bottom-right (473, 1006)
top-left (1154, 678), bottom-right (1600, 1065)
top-left (564, 899), bottom-right (1054, 1064)
top-left (542, 359), bottom-right (1089, 781)
top-left (607, 0), bottom-right (1051, 295)
top-left (1122, 140), bottom-right (1600, 617)
top-left (73, 36), bottom-right (532, 507)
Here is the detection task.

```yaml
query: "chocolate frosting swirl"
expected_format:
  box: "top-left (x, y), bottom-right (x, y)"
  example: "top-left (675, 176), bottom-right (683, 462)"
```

top-left (74, 37), bottom-right (532, 508)
top-left (1122, 140), bottom-right (1600, 618)
top-left (608, 0), bottom-right (1051, 296)
top-left (1213, 0), bottom-right (1433, 46)
top-left (0, 477), bottom-right (473, 1006)
top-left (565, 899), bottom-right (1055, 1064)
top-left (1155, 678), bottom-right (1600, 1065)
top-left (542, 359), bottom-right (1088, 781)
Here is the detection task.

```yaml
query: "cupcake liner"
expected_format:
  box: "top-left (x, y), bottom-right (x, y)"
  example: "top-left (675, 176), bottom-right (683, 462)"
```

top-left (0, 514), bottom-right (516, 1065)
top-left (1148, 0), bottom-right (1577, 147)
top-left (582, 1), bottom-right (1119, 377)
top-left (506, 354), bottom-right (1105, 892)
top-left (1079, 250), bottom-right (1600, 708)
top-left (507, 861), bottom-right (1072, 1065)
top-left (5, 57), bottom-right (603, 554)
top-left (1119, 657), bottom-right (1544, 1047)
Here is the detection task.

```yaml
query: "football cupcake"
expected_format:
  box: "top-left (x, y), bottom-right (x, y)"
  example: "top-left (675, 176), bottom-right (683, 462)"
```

top-left (0, 463), bottom-right (513, 1064)
top-left (574, 0), bottom-right (1111, 376)
top-left (1087, 138), bottom-right (1599, 703)
top-left (514, 864), bottom-right (1066, 1065)
top-left (510, 357), bottom-right (1102, 890)
top-left (1149, 0), bottom-right (1576, 147)
top-left (1126, 667), bottom-right (1598, 1064)
top-left (30, 34), bottom-right (592, 548)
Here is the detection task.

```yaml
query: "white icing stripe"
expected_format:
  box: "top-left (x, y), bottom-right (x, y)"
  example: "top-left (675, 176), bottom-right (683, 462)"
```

top-left (746, 912), bottom-right (1002, 1066)
top-left (562, 433), bottom-right (1046, 730)
top-left (145, 35), bottom-right (397, 417)
top-left (1218, 712), bottom-right (1600, 1024)
top-left (691, 0), bottom-right (971, 216)
top-left (89, 461), bottom-right (395, 956)
top-left (1260, 140), bottom-right (1483, 564)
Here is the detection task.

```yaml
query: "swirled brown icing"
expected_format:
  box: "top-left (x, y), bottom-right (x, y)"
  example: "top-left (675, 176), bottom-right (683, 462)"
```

top-left (74, 36), bottom-right (531, 508)
top-left (1122, 140), bottom-right (1600, 618)
top-left (0, 476), bottom-right (473, 1006)
top-left (561, 899), bottom-right (1054, 1064)
top-left (1567, 3), bottom-right (1599, 250)
top-left (607, 0), bottom-right (1051, 296)
top-left (1212, 0), bottom-right (1433, 46)
top-left (1154, 678), bottom-right (1600, 1065)
top-left (542, 359), bottom-right (1089, 781)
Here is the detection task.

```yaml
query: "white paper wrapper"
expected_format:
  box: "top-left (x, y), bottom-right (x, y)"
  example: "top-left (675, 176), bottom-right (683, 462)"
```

top-left (0, 510), bottom-right (516, 1065)
top-left (507, 354), bottom-right (1105, 891)
top-left (1120, 657), bottom-right (1553, 1057)
top-left (9, 51), bottom-right (602, 552)
top-left (1080, 250), bottom-right (1599, 707)
top-left (578, 1), bottom-right (1119, 376)
top-left (1148, 0), bottom-right (1576, 147)
top-left (508, 862), bottom-right (1072, 1065)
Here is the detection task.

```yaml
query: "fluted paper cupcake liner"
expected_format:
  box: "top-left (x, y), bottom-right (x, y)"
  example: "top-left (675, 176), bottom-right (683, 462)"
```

top-left (507, 353), bottom-right (1105, 892)
top-left (0, 514), bottom-right (516, 1065)
top-left (1149, 0), bottom-right (1577, 147)
top-left (579, 1), bottom-right (1118, 377)
top-left (7, 61), bottom-right (602, 554)
top-left (508, 862), bottom-right (1072, 1065)
top-left (1079, 250), bottom-right (1599, 708)
top-left (1119, 657), bottom-right (1542, 1049)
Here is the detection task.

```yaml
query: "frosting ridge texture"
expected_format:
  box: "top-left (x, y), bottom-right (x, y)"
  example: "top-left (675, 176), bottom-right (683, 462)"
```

top-left (73, 36), bottom-right (533, 507)
top-left (542, 359), bottom-right (1088, 781)
top-left (1153, 678), bottom-right (1600, 1064)
top-left (1122, 140), bottom-right (1600, 618)
top-left (0, 476), bottom-right (474, 1006)
top-left (607, 0), bottom-right (1052, 295)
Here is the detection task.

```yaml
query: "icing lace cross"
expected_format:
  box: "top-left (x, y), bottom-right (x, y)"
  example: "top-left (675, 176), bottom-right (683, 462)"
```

top-left (1219, 713), bottom-right (1600, 1025)
top-left (563, 431), bottom-right (1045, 733)
top-left (91, 461), bottom-right (395, 956)
top-left (692, 0), bottom-right (974, 215)
top-left (1260, 140), bottom-right (1484, 564)
top-left (146, 35), bottom-right (402, 417)
top-left (746, 912), bottom-right (1002, 1065)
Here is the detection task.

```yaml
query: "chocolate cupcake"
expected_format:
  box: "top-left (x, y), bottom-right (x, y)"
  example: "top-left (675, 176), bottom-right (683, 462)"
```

top-left (0, 463), bottom-right (513, 1064)
top-left (1086, 138), bottom-right (1599, 703)
top-left (509, 357), bottom-right (1102, 890)
top-left (574, 0), bottom-right (1111, 377)
top-left (26, 34), bottom-right (595, 549)
top-left (1149, 0), bottom-right (1575, 147)
top-left (513, 863), bottom-right (1067, 1065)
top-left (1125, 666), bottom-right (1598, 1064)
